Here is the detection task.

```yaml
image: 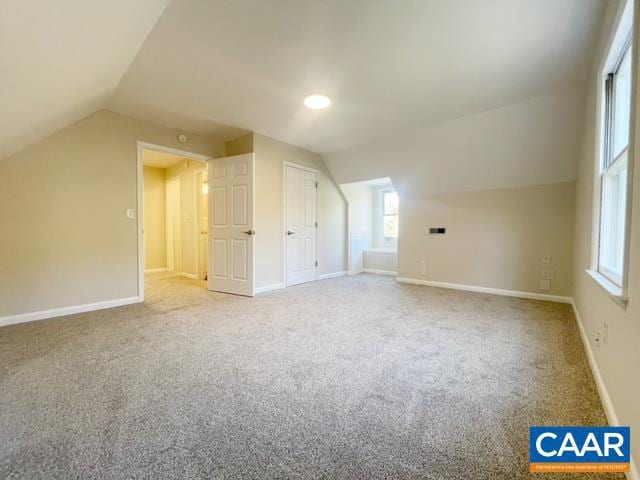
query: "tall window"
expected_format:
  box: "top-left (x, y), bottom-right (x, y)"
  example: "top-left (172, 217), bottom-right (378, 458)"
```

top-left (598, 36), bottom-right (632, 287)
top-left (382, 191), bottom-right (399, 238)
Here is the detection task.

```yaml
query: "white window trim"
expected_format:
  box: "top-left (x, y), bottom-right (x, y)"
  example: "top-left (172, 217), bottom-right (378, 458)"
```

top-left (586, 269), bottom-right (628, 306)
top-left (588, 0), bottom-right (635, 307)
top-left (381, 189), bottom-right (399, 240)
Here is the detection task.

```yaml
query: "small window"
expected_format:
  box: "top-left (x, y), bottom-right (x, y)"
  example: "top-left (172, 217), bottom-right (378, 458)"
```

top-left (597, 39), bottom-right (632, 287)
top-left (382, 191), bottom-right (399, 238)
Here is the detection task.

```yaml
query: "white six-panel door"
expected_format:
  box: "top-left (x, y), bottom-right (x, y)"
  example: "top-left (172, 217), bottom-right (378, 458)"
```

top-left (208, 153), bottom-right (255, 296)
top-left (285, 164), bottom-right (318, 286)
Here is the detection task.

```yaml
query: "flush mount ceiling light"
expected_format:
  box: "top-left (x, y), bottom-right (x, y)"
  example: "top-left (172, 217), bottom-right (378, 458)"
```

top-left (304, 94), bottom-right (331, 109)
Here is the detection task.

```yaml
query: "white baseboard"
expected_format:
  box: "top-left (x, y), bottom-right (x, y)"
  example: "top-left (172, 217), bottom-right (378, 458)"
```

top-left (145, 268), bottom-right (167, 274)
top-left (254, 283), bottom-right (285, 295)
top-left (180, 272), bottom-right (197, 280)
top-left (363, 268), bottom-right (397, 276)
top-left (256, 273), bottom-right (347, 293)
top-left (319, 271), bottom-right (347, 280)
top-left (0, 297), bottom-right (142, 328)
top-left (570, 301), bottom-right (618, 425)
top-left (571, 300), bottom-right (639, 480)
top-left (396, 277), bottom-right (572, 304)
top-left (348, 270), bottom-right (362, 275)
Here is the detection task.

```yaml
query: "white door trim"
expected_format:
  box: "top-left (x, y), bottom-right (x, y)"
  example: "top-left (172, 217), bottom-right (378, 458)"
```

top-left (136, 141), bottom-right (213, 301)
top-left (283, 160), bottom-right (319, 174)
top-left (283, 161), bottom-right (319, 287)
top-left (194, 167), bottom-right (208, 280)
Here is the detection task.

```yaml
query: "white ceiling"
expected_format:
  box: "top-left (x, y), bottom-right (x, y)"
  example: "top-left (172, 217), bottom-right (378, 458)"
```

top-left (0, 0), bottom-right (170, 160)
top-left (363, 177), bottom-right (393, 187)
top-left (325, 90), bottom-right (586, 197)
top-left (108, 0), bottom-right (604, 155)
top-left (1, 0), bottom-right (605, 169)
top-left (345, 177), bottom-right (393, 188)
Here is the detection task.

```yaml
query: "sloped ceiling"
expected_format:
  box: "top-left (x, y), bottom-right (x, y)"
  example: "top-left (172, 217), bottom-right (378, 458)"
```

top-left (325, 90), bottom-right (586, 197)
top-left (2, 0), bottom-right (605, 195)
top-left (0, 0), bottom-right (170, 159)
top-left (108, 0), bottom-right (604, 155)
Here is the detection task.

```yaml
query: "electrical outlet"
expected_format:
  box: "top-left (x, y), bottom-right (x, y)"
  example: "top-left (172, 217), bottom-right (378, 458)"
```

top-left (539, 279), bottom-right (550, 291)
top-left (126, 208), bottom-right (135, 219)
top-left (603, 323), bottom-right (608, 347)
top-left (420, 260), bottom-right (426, 276)
top-left (542, 254), bottom-right (552, 264)
top-left (541, 270), bottom-right (554, 280)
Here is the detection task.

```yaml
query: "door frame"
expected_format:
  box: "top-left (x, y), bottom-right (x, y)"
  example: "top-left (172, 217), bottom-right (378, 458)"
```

top-left (194, 167), bottom-right (208, 280)
top-left (282, 160), bottom-right (319, 287)
top-left (136, 141), bottom-right (213, 302)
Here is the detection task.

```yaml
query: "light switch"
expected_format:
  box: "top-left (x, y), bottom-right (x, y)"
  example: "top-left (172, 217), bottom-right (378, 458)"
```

top-left (126, 209), bottom-right (135, 219)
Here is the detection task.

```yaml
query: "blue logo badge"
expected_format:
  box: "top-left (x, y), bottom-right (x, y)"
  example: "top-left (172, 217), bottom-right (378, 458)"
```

top-left (530, 426), bottom-right (630, 473)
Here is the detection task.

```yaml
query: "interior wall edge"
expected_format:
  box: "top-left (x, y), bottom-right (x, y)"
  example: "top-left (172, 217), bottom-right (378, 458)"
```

top-left (571, 300), bottom-right (640, 480)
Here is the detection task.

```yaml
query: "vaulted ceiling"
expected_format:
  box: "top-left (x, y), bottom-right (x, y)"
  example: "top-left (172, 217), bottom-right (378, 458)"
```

top-left (2, 0), bottom-right (605, 167)
top-left (0, 0), bottom-right (170, 160)
top-left (109, 0), bottom-right (604, 154)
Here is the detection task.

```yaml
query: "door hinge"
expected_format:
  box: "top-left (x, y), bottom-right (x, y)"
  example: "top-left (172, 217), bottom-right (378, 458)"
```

top-left (315, 181), bottom-right (319, 188)
top-left (315, 221), bottom-right (318, 227)
top-left (315, 260), bottom-right (318, 267)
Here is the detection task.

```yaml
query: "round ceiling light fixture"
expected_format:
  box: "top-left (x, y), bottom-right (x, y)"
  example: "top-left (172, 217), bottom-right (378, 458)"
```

top-left (304, 94), bottom-right (331, 110)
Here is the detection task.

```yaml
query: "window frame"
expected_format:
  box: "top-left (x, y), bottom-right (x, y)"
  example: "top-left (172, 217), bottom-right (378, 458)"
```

top-left (381, 190), bottom-right (399, 240)
top-left (598, 40), bottom-right (631, 287)
top-left (589, 0), bottom-right (635, 306)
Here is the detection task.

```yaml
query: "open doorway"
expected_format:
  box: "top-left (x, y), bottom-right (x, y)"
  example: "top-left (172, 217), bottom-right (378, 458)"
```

top-left (138, 143), bottom-right (211, 300)
top-left (340, 177), bottom-right (398, 276)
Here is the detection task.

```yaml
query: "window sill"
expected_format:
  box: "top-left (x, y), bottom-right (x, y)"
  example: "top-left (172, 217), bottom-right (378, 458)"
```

top-left (585, 269), bottom-right (628, 308)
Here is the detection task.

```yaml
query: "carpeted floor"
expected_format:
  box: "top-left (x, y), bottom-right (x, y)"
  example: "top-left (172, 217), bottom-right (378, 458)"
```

top-left (0, 273), bottom-right (620, 479)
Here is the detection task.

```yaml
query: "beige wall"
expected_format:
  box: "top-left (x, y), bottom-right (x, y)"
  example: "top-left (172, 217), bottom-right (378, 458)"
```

top-left (166, 159), bottom-right (207, 277)
top-left (143, 166), bottom-right (166, 270)
top-left (228, 131), bottom-right (349, 287)
top-left (225, 133), bottom-right (253, 156)
top-left (252, 133), bottom-right (348, 288)
top-left (573, 0), bottom-right (640, 466)
top-left (340, 182), bottom-right (373, 274)
top-left (340, 182), bottom-right (374, 249)
top-left (0, 110), bottom-right (224, 316)
top-left (0, 113), bottom-right (347, 316)
top-left (398, 182), bottom-right (576, 296)
top-left (363, 250), bottom-right (397, 273)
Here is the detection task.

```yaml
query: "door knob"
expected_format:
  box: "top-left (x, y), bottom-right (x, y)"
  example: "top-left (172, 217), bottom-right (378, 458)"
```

top-left (243, 230), bottom-right (255, 235)
top-left (286, 230), bottom-right (295, 236)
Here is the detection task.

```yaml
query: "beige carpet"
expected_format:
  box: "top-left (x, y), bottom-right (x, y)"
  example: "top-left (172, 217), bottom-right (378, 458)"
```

top-left (0, 273), bottom-right (618, 479)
